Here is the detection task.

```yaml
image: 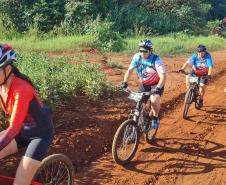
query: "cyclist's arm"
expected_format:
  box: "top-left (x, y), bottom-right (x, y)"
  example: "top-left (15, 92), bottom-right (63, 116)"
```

top-left (181, 54), bottom-right (196, 70)
top-left (157, 72), bottom-right (166, 88)
top-left (208, 67), bottom-right (213, 75)
top-left (155, 57), bottom-right (166, 88)
top-left (0, 89), bottom-right (32, 151)
top-left (181, 62), bottom-right (190, 70)
top-left (207, 56), bottom-right (213, 75)
top-left (123, 68), bottom-right (133, 82)
top-left (123, 54), bottom-right (139, 83)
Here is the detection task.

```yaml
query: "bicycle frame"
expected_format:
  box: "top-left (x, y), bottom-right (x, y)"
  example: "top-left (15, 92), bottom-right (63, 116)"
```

top-left (125, 88), bottom-right (151, 131)
top-left (0, 175), bottom-right (43, 185)
top-left (188, 74), bottom-right (209, 102)
top-left (189, 78), bottom-right (199, 102)
top-left (182, 73), bottom-right (209, 118)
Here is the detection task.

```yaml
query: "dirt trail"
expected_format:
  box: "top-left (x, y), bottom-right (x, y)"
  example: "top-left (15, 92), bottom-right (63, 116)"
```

top-left (0, 49), bottom-right (226, 184)
top-left (75, 60), bottom-right (226, 184)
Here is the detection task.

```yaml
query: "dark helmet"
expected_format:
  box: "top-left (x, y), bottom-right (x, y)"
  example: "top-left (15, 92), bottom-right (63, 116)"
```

top-left (0, 43), bottom-right (16, 68)
top-left (138, 39), bottom-right (153, 50)
top-left (197, 44), bottom-right (206, 52)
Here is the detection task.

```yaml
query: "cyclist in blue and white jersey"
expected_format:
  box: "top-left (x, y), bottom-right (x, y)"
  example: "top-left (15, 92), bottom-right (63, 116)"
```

top-left (122, 39), bottom-right (166, 129)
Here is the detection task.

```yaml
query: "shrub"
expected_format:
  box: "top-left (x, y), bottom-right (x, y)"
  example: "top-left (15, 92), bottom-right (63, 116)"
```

top-left (107, 59), bottom-right (123, 69)
top-left (86, 17), bottom-right (125, 52)
top-left (16, 52), bottom-right (114, 105)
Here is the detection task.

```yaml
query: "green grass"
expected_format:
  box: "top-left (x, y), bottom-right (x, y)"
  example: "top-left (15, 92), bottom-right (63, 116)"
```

top-left (3, 33), bottom-right (226, 56)
top-left (3, 35), bottom-right (94, 52)
top-left (125, 33), bottom-right (226, 56)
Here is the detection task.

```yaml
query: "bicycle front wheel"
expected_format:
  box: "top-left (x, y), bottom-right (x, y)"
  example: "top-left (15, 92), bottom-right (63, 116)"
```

top-left (112, 119), bottom-right (139, 165)
top-left (32, 154), bottom-right (75, 185)
top-left (183, 87), bottom-right (194, 119)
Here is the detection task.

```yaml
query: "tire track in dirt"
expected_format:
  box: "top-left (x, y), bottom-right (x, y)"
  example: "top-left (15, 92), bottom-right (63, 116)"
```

top-left (74, 62), bottom-right (226, 185)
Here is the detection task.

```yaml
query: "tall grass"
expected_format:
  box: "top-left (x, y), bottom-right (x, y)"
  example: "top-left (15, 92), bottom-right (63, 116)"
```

top-left (3, 35), bottom-right (94, 52)
top-left (125, 33), bottom-right (226, 56)
top-left (3, 33), bottom-right (226, 56)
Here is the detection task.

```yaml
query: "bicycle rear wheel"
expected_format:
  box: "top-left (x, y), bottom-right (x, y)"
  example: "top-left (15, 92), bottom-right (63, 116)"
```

top-left (32, 154), bottom-right (75, 185)
top-left (112, 119), bottom-right (139, 165)
top-left (183, 87), bottom-right (194, 119)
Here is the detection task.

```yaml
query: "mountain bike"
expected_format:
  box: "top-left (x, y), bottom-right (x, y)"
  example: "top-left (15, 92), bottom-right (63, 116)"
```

top-left (181, 72), bottom-right (209, 119)
top-left (0, 153), bottom-right (74, 185)
top-left (112, 87), bottom-right (158, 165)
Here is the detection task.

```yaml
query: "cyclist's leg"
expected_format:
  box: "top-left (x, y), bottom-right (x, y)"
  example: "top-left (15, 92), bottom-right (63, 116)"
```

top-left (139, 84), bottom-right (151, 112)
top-left (150, 94), bottom-right (161, 117)
top-left (199, 84), bottom-right (206, 99)
top-left (185, 74), bottom-right (191, 90)
top-left (150, 85), bottom-right (164, 116)
top-left (0, 131), bottom-right (18, 159)
top-left (14, 136), bottom-right (53, 185)
top-left (199, 76), bottom-right (208, 99)
top-left (13, 156), bottom-right (41, 185)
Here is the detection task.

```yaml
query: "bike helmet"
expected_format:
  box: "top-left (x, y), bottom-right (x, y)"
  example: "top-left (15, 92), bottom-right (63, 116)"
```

top-left (138, 39), bottom-right (153, 50)
top-left (0, 43), bottom-right (16, 68)
top-left (197, 44), bottom-right (206, 52)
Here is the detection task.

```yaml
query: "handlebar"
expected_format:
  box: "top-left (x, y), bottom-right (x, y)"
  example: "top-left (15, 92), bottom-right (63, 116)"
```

top-left (178, 70), bottom-right (210, 79)
top-left (122, 87), bottom-right (152, 96)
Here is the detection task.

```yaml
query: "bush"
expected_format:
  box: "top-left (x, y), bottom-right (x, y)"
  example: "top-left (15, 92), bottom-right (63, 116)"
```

top-left (206, 20), bottom-right (221, 32)
top-left (16, 52), bottom-right (114, 105)
top-left (107, 60), bottom-right (123, 69)
top-left (86, 18), bottom-right (125, 52)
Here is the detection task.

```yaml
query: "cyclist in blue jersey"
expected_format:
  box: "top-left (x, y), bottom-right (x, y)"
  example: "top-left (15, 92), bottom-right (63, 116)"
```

top-left (122, 39), bottom-right (166, 129)
top-left (179, 44), bottom-right (213, 108)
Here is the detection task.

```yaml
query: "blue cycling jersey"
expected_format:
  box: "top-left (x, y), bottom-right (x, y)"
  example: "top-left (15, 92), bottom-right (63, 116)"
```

top-left (129, 53), bottom-right (166, 85)
top-left (187, 52), bottom-right (213, 75)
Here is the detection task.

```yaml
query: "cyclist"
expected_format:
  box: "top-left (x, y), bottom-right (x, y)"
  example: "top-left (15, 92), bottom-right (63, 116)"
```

top-left (179, 44), bottom-right (213, 108)
top-left (0, 44), bottom-right (54, 185)
top-left (122, 39), bottom-right (166, 129)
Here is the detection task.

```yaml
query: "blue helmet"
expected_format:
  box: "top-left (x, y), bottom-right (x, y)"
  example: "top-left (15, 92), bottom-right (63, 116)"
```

top-left (197, 44), bottom-right (206, 52)
top-left (138, 39), bottom-right (153, 50)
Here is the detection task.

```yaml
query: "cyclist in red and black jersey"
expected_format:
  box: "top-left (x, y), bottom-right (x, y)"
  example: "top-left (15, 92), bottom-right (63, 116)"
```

top-left (0, 44), bottom-right (54, 185)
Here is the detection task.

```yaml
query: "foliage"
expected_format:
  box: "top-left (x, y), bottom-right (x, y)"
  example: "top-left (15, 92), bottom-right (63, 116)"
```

top-left (107, 60), bottom-right (124, 69)
top-left (31, 0), bottom-right (65, 33)
top-left (0, 0), bottom-right (226, 51)
top-left (206, 0), bottom-right (226, 20)
top-left (86, 18), bottom-right (126, 52)
top-left (16, 52), bottom-right (114, 105)
top-left (0, 0), bottom-right (33, 32)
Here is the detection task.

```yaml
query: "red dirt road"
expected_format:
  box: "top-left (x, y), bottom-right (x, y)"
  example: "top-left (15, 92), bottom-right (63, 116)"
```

top-left (0, 49), bottom-right (226, 185)
top-left (74, 50), bottom-right (226, 185)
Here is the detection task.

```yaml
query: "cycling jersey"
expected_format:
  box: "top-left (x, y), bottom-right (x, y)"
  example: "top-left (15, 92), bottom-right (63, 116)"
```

top-left (0, 75), bottom-right (54, 156)
top-left (186, 52), bottom-right (213, 76)
top-left (129, 53), bottom-right (166, 86)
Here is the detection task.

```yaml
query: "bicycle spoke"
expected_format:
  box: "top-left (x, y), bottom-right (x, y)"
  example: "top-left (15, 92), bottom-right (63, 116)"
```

top-left (117, 124), bottom-right (137, 160)
top-left (54, 167), bottom-right (69, 185)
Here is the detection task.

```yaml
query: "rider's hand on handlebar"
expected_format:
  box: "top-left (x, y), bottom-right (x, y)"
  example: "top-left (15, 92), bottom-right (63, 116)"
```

top-left (121, 81), bottom-right (128, 89)
top-left (178, 68), bottom-right (185, 74)
top-left (207, 75), bottom-right (212, 80)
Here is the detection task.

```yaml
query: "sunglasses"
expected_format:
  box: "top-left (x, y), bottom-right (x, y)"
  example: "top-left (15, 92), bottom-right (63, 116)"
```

top-left (139, 49), bottom-right (149, 53)
top-left (197, 51), bottom-right (205, 54)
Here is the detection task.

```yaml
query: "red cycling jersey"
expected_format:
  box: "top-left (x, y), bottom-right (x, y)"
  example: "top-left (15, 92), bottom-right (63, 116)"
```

top-left (0, 75), bottom-right (43, 150)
